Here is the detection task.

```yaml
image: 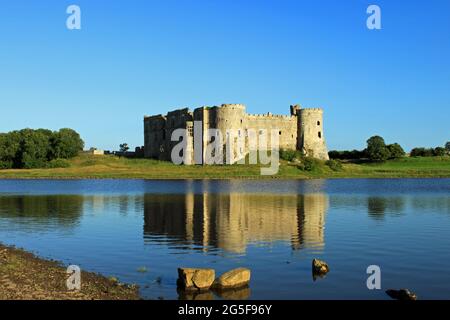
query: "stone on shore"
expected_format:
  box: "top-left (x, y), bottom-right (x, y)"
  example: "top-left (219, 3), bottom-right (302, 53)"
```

top-left (312, 259), bottom-right (330, 275)
top-left (386, 289), bottom-right (418, 301)
top-left (212, 268), bottom-right (251, 290)
top-left (177, 268), bottom-right (215, 291)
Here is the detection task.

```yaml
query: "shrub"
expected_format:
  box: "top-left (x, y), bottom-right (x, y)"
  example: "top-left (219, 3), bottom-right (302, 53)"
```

top-left (280, 149), bottom-right (302, 162)
top-left (328, 149), bottom-right (366, 160)
top-left (298, 157), bottom-right (319, 172)
top-left (326, 159), bottom-right (343, 171)
top-left (47, 159), bottom-right (71, 168)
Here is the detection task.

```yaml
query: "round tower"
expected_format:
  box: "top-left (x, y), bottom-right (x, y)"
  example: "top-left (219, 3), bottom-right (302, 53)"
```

top-left (298, 108), bottom-right (329, 160)
top-left (214, 104), bottom-right (247, 164)
top-left (215, 104), bottom-right (246, 132)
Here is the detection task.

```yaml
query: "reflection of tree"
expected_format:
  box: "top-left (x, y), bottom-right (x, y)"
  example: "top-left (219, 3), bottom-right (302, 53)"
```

top-left (367, 197), bottom-right (405, 220)
top-left (143, 193), bottom-right (329, 254)
top-left (367, 197), bottom-right (387, 219)
top-left (0, 195), bottom-right (84, 229)
top-left (410, 197), bottom-right (450, 214)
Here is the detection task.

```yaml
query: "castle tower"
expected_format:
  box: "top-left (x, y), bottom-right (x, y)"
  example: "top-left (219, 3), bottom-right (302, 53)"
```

top-left (214, 104), bottom-right (247, 164)
top-left (298, 108), bottom-right (329, 160)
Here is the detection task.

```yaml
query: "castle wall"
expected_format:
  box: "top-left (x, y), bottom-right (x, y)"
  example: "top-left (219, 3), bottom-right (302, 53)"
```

top-left (196, 105), bottom-right (297, 163)
top-left (144, 115), bottom-right (166, 159)
top-left (245, 114), bottom-right (297, 150)
top-left (144, 103), bottom-right (329, 163)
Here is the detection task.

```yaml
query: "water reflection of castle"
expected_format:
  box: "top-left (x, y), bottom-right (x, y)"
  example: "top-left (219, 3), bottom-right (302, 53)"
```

top-left (144, 193), bottom-right (329, 253)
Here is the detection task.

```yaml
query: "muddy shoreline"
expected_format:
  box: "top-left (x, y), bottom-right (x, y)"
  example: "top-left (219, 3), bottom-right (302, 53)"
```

top-left (0, 244), bottom-right (140, 300)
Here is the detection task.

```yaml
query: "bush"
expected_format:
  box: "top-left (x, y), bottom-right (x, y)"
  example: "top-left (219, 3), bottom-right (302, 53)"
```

top-left (280, 149), bottom-right (302, 162)
top-left (47, 159), bottom-right (71, 168)
top-left (328, 149), bottom-right (366, 160)
top-left (298, 157), bottom-right (319, 172)
top-left (326, 159), bottom-right (343, 171)
top-left (0, 161), bottom-right (13, 169)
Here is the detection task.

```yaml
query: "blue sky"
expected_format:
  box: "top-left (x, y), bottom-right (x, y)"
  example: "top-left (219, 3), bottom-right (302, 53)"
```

top-left (0, 0), bottom-right (449, 151)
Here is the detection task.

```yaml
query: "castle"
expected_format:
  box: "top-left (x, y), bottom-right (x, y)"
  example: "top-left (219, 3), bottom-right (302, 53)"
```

top-left (144, 104), bottom-right (329, 164)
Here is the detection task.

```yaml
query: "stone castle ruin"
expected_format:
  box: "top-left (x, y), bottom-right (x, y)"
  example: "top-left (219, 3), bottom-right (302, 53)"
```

top-left (144, 104), bottom-right (329, 164)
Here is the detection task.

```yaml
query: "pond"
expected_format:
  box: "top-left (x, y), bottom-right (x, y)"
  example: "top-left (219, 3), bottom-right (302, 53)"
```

top-left (0, 179), bottom-right (449, 300)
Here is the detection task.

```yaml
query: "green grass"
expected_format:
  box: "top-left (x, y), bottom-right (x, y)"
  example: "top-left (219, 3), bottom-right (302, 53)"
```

top-left (0, 154), bottom-right (449, 180)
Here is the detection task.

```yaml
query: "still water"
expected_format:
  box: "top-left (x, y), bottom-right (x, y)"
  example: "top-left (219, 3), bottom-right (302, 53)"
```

top-left (0, 179), bottom-right (449, 300)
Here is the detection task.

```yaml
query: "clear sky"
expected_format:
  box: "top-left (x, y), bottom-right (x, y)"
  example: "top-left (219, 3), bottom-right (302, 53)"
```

top-left (0, 0), bottom-right (449, 151)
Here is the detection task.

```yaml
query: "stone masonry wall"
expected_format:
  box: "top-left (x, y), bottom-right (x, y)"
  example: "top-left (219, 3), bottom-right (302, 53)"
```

top-left (144, 103), bottom-right (329, 164)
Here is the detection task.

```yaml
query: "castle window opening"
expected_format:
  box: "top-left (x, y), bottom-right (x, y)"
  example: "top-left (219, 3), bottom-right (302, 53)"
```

top-left (279, 131), bottom-right (282, 135)
top-left (318, 132), bottom-right (322, 138)
top-left (317, 121), bottom-right (321, 126)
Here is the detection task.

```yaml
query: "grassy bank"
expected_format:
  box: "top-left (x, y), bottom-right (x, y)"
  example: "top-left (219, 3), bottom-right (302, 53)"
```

top-left (0, 244), bottom-right (140, 300)
top-left (0, 154), bottom-right (449, 180)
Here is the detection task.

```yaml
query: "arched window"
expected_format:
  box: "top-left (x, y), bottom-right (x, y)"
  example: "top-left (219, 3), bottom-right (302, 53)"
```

top-left (318, 132), bottom-right (322, 138)
top-left (317, 121), bottom-right (321, 126)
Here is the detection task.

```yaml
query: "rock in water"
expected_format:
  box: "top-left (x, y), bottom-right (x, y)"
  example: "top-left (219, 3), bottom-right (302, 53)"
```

top-left (312, 259), bottom-right (330, 275)
top-left (177, 268), bottom-right (215, 291)
top-left (212, 268), bottom-right (251, 290)
top-left (386, 289), bottom-right (417, 301)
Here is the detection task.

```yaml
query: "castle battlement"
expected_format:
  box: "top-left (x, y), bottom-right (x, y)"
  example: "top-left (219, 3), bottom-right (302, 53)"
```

top-left (300, 108), bottom-right (323, 112)
top-left (247, 114), bottom-right (296, 119)
top-left (220, 103), bottom-right (246, 109)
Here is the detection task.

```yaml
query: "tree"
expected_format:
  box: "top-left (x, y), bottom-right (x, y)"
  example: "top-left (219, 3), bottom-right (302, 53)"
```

top-left (52, 128), bottom-right (84, 159)
top-left (433, 147), bottom-right (446, 157)
top-left (0, 132), bottom-right (21, 169)
top-left (17, 129), bottom-right (52, 168)
top-left (410, 147), bottom-right (434, 157)
top-left (387, 143), bottom-right (405, 159)
top-left (410, 147), bottom-right (425, 157)
top-left (0, 128), bottom-right (84, 169)
top-left (120, 143), bottom-right (130, 153)
top-left (366, 136), bottom-right (389, 162)
top-left (445, 142), bottom-right (450, 154)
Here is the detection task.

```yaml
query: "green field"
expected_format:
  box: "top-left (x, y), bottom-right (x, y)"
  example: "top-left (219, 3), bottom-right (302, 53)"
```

top-left (0, 154), bottom-right (449, 180)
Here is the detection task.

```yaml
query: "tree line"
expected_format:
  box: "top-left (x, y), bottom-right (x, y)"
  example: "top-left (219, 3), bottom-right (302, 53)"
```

top-left (0, 128), bottom-right (84, 169)
top-left (329, 136), bottom-right (450, 162)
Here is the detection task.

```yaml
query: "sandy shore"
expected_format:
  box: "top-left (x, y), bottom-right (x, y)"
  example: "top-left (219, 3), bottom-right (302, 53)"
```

top-left (0, 244), bottom-right (140, 300)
